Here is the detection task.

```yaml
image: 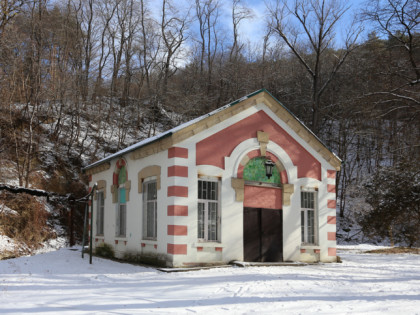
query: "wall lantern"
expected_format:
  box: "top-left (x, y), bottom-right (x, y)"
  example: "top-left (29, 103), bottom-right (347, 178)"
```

top-left (264, 158), bottom-right (276, 179)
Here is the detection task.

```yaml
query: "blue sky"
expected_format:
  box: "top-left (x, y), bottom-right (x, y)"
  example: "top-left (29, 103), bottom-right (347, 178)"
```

top-left (149, 0), bottom-right (372, 54)
top-left (237, 0), bottom-right (370, 48)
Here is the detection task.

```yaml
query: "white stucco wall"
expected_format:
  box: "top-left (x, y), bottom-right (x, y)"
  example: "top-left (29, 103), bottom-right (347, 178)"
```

top-left (89, 101), bottom-right (338, 266)
top-left (90, 150), bottom-right (174, 264)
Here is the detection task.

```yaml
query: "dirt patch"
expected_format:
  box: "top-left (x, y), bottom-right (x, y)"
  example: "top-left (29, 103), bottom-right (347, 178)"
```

top-left (364, 247), bottom-right (420, 254)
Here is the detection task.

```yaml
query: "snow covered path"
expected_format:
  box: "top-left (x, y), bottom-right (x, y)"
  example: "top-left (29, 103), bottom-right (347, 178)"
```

top-left (0, 246), bottom-right (419, 314)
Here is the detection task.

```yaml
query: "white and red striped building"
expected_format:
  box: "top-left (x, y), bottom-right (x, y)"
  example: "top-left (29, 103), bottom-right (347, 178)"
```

top-left (84, 90), bottom-right (341, 267)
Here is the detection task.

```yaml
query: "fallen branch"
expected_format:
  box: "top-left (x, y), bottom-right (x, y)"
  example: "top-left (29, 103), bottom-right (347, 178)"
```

top-left (0, 183), bottom-right (91, 203)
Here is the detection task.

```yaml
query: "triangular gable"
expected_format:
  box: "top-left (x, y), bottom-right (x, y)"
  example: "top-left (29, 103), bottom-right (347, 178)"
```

top-left (84, 90), bottom-right (341, 175)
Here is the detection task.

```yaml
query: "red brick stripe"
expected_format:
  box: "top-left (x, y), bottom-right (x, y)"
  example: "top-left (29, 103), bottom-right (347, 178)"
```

top-left (327, 184), bottom-right (336, 193)
top-left (327, 170), bottom-right (336, 179)
top-left (168, 225), bottom-right (188, 236)
top-left (167, 205), bottom-right (188, 216)
top-left (168, 147), bottom-right (188, 159)
top-left (327, 216), bottom-right (336, 224)
top-left (168, 186), bottom-right (188, 197)
top-left (327, 199), bottom-right (336, 209)
top-left (328, 247), bottom-right (336, 256)
top-left (168, 165), bottom-right (188, 177)
top-left (328, 232), bottom-right (336, 241)
top-left (167, 243), bottom-right (187, 255)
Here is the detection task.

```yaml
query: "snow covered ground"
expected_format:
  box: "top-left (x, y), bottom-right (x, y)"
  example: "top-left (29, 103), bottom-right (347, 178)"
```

top-left (0, 245), bottom-right (419, 314)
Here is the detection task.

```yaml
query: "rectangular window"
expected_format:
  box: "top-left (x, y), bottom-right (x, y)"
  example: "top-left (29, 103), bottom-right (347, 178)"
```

top-left (96, 191), bottom-right (104, 235)
top-left (143, 180), bottom-right (157, 240)
top-left (301, 190), bottom-right (317, 244)
top-left (116, 187), bottom-right (126, 237)
top-left (197, 178), bottom-right (220, 242)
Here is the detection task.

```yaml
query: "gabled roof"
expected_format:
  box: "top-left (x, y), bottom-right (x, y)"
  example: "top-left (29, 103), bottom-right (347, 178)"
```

top-left (84, 89), bottom-right (341, 175)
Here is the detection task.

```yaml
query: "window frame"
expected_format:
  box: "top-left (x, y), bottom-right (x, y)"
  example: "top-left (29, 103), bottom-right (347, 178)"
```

top-left (96, 190), bottom-right (105, 236)
top-left (301, 189), bottom-right (318, 245)
top-left (197, 177), bottom-right (221, 242)
top-left (116, 185), bottom-right (127, 237)
top-left (142, 177), bottom-right (158, 240)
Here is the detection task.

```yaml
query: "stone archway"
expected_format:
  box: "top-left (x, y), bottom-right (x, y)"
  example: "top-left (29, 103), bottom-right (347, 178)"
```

top-left (231, 149), bottom-right (294, 205)
top-left (241, 154), bottom-right (283, 262)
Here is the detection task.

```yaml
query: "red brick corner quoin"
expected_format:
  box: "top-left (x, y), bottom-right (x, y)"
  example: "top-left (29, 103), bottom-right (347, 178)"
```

top-left (167, 243), bottom-right (187, 255)
top-left (167, 225), bottom-right (188, 236)
top-left (167, 205), bottom-right (188, 216)
top-left (167, 186), bottom-right (188, 197)
top-left (168, 147), bottom-right (188, 159)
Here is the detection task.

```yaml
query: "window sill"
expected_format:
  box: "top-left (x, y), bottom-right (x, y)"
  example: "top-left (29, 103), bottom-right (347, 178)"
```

top-left (193, 242), bottom-right (222, 248)
top-left (300, 244), bottom-right (320, 250)
top-left (115, 236), bottom-right (127, 240)
top-left (141, 239), bottom-right (157, 245)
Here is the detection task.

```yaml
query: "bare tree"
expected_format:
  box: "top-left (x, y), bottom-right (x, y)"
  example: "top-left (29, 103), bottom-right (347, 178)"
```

top-left (230, 0), bottom-right (253, 61)
top-left (0, 0), bottom-right (25, 35)
top-left (267, 0), bottom-right (362, 133)
top-left (194, 0), bottom-right (220, 93)
top-left (362, 0), bottom-right (420, 105)
top-left (159, 0), bottom-right (189, 104)
top-left (92, 0), bottom-right (119, 102)
top-left (120, 0), bottom-right (139, 106)
top-left (137, 0), bottom-right (159, 95)
top-left (71, 0), bottom-right (95, 102)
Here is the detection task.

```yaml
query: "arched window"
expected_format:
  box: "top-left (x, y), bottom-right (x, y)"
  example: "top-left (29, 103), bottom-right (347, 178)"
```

top-left (95, 180), bottom-right (106, 236)
top-left (111, 159), bottom-right (130, 237)
top-left (243, 157), bottom-right (281, 185)
top-left (116, 165), bottom-right (127, 237)
top-left (138, 165), bottom-right (161, 241)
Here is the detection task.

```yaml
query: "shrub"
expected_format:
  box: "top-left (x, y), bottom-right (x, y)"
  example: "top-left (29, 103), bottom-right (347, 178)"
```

top-left (95, 243), bottom-right (115, 258)
top-left (123, 252), bottom-right (167, 267)
top-left (359, 162), bottom-right (420, 247)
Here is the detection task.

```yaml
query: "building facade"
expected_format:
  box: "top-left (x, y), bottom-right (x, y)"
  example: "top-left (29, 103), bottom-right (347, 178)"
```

top-left (84, 90), bottom-right (341, 267)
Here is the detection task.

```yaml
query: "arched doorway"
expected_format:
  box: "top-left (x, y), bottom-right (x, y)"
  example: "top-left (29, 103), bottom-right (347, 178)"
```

top-left (243, 156), bottom-right (283, 262)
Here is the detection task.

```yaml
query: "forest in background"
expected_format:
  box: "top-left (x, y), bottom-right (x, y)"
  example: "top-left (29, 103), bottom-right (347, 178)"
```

top-left (0, 0), bottom-right (419, 250)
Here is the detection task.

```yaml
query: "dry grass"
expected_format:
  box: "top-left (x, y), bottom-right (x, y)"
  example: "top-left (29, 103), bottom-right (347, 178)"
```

top-left (364, 247), bottom-right (420, 254)
top-left (0, 191), bottom-right (55, 250)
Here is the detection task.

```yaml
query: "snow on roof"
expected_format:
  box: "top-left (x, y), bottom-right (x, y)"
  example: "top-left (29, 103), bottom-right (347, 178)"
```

top-left (84, 89), bottom-right (340, 171)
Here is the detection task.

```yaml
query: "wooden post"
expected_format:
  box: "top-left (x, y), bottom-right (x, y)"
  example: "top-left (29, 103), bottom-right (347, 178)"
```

top-left (89, 190), bottom-right (94, 264)
top-left (89, 183), bottom-right (97, 264)
top-left (70, 204), bottom-right (74, 247)
top-left (81, 203), bottom-right (88, 259)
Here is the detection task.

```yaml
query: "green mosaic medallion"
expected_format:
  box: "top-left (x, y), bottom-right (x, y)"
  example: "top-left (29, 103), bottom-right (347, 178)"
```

top-left (243, 157), bottom-right (281, 184)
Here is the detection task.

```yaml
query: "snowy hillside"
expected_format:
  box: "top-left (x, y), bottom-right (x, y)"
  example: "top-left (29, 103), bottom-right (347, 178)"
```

top-left (0, 245), bottom-right (419, 314)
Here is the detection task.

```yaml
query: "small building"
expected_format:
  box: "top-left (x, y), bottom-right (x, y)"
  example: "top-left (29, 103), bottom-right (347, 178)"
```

top-left (84, 90), bottom-right (341, 267)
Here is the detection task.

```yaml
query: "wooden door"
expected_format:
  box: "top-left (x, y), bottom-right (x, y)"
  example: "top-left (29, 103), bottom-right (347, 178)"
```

top-left (243, 207), bottom-right (283, 262)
